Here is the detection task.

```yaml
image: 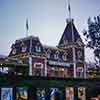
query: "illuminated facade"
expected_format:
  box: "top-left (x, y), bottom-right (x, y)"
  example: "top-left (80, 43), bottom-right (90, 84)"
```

top-left (9, 18), bottom-right (85, 78)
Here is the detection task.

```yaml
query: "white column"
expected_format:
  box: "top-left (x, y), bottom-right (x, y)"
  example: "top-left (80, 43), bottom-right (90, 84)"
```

top-left (70, 19), bottom-right (76, 78)
top-left (72, 47), bottom-right (76, 78)
top-left (44, 59), bottom-right (47, 76)
top-left (29, 56), bottom-right (32, 76)
top-left (84, 62), bottom-right (87, 78)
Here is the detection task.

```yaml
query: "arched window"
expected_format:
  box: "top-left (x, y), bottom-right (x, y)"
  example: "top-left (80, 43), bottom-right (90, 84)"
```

top-left (35, 46), bottom-right (41, 52)
top-left (11, 44), bottom-right (16, 55)
top-left (62, 53), bottom-right (67, 61)
top-left (77, 50), bottom-right (82, 59)
top-left (46, 49), bottom-right (51, 59)
top-left (12, 48), bottom-right (16, 54)
top-left (54, 51), bottom-right (59, 60)
top-left (21, 42), bottom-right (27, 53)
top-left (22, 46), bottom-right (27, 52)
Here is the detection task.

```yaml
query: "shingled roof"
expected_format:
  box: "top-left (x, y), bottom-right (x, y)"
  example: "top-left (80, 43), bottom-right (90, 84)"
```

top-left (58, 19), bottom-right (82, 46)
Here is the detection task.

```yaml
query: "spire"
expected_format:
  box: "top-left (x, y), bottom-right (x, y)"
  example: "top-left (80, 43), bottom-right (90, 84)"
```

top-left (58, 0), bottom-right (82, 46)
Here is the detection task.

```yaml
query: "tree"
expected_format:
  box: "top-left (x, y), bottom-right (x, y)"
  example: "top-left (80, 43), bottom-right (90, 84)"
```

top-left (83, 15), bottom-right (100, 65)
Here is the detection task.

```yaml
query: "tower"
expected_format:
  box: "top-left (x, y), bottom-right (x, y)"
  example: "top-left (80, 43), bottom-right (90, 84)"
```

top-left (58, 1), bottom-right (85, 78)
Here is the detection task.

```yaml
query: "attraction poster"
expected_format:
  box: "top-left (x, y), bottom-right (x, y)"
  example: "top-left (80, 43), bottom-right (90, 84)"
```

top-left (16, 87), bottom-right (28, 100)
top-left (78, 87), bottom-right (86, 100)
top-left (1, 88), bottom-right (13, 100)
top-left (65, 87), bottom-right (74, 100)
top-left (36, 88), bottom-right (46, 100)
top-left (49, 88), bottom-right (62, 100)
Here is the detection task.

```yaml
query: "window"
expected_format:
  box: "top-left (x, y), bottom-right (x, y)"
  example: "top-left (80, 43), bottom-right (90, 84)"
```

top-left (63, 53), bottom-right (67, 61)
top-left (64, 39), bottom-right (68, 45)
top-left (34, 63), bottom-right (43, 76)
top-left (76, 67), bottom-right (84, 78)
top-left (54, 54), bottom-right (58, 59)
top-left (47, 53), bottom-right (50, 58)
top-left (77, 50), bottom-right (82, 59)
top-left (35, 46), bottom-right (41, 52)
top-left (54, 51), bottom-right (59, 60)
top-left (46, 49), bottom-right (51, 59)
top-left (12, 48), bottom-right (16, 54)
top-left (22, 46), bottom-right (27, 52)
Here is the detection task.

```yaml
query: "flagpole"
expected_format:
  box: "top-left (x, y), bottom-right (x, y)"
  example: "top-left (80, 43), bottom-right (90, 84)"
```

top-left (68, 0), bottom-right (71, 19)
top-left (26, 18), bottom-right (29, 37)
top-left (26, 18), bottom-right (32, 75)
top-left (67, 0), bottom-right (76, 78)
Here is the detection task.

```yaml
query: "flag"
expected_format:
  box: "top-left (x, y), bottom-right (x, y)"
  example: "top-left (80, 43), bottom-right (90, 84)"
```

top-left (68, 4), bottom-right (70, 13)
top-left (26, 19), bottom-right (29, 31)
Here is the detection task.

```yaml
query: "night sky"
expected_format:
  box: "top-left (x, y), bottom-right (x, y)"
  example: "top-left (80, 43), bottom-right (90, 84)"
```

top-left (0, 0), bottom-right (100, 62)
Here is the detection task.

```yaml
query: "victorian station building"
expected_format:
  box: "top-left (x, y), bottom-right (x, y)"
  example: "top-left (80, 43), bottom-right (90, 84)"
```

top-left (8, 16), bottom-right (85, 78)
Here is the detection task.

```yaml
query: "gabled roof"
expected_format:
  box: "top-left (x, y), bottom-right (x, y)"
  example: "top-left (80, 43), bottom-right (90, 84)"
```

top-left (58, 19), bottom-right (82, 46)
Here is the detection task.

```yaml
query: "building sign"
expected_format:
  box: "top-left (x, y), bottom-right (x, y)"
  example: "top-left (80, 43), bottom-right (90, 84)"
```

top-left (48, 61), bottom-right (70, 67)
top-left (78, 87), bottom-right (86, 100)
top-left (1, 88), bottom-right (13, 100)
top-left (16, 87), bottom-right (28, 100)
top-left (65, 87), bottom-right (74, 100)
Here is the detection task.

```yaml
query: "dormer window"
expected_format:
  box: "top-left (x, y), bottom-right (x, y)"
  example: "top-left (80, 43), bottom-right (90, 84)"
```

top-left (46, 49), bottom-right (51, 59)
top-left (22, 46), bottom-right (27, 52)
top-left (35, 46), bottom-right (41, 52)
top-left (64, 39), bottom-right (68, 45)
top-left (54, 51), bottom-right (59, 60)
top-left (21, 42), bottom-right (27, 53)
top-left (77, 50), bottom-right (82, 59)
top-left (62, 53), bottom-right (67, 61)
top-left (12, 48), bottom-right (16, 54)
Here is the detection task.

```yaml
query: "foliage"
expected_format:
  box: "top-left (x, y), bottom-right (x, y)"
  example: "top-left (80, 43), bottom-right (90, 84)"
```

top-left (83, 15), bottom-right (100, 63)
